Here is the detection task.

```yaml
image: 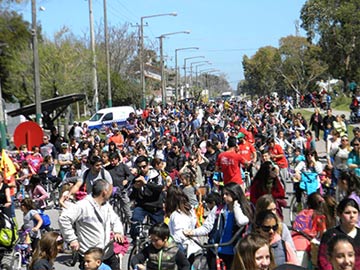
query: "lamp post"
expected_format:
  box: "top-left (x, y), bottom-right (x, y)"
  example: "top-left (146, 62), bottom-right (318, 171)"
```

top-left (175, 47), bottom-right (198, 102)
top-left (140, 12), bottom-right (177, 109)
top-left (103, 0), bottom-right (112, 107)
top-left (199, 69), bottom-right (220, 95)
top-left (31, 0), bottom-right (41, 124)
top-left (190, 61), bottom-right (211, 86)
top-left (183, 56), bottom-right (204, 98)
top-left (158, 31), bottom-right (190, 107)
top-left (195, 62), bottom-right (212, 86)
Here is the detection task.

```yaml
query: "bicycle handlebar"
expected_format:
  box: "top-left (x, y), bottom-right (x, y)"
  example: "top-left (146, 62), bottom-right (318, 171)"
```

top-left (185, 226), bottom-right (245, 249)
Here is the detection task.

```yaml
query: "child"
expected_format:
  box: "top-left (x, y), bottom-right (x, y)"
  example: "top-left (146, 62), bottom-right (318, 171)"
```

top-left (28, 231), bottom-right (64, 270)
top-left (319, 164), bottom-right (332, 195)
top-left (292, 147), bottom-right (305, 166)
top-left (130, 223), bottom-right (190, 270)
top-left (20, 198), bottom-right (43, 250)
top-left (179, 172), bottom-right (198, 207)
top-left (84, 247), bottom-right (111, 270)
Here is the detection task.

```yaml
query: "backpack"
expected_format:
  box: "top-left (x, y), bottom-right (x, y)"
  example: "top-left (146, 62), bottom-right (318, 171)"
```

top-left (0, 212), bottom-right (18, 247)
top-left (75, 168), bottom-right (106, 200)
top-left (271, 239), bottom-right (288, 266)
top-left (36, 209), bottom-right (51, 229)
top-left (292, 209), bottom-right (326, 252)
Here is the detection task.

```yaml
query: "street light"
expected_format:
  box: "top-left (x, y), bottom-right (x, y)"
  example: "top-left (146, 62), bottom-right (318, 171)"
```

top-left (31, 0), bottom-right (41, 124)
top-left (199, 69), bottom-right (221, 95)
top-left (158, 31), bottom-right (190, 107)
top-left (183, 56), bottom-right (204, 98)
top-left (194, 62), bottom-right (212, 86)
top-left (175, 47), bottom-right (199, 102)
top-left (190, 61), bottom-right (211, 86)
top-left (140, 12), bottom-right (177, 109)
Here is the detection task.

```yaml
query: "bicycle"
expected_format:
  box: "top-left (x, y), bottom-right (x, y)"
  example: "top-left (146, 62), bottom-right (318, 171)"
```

top-left (289, 189), bottom-right (308, 224)
top-left (1, 229), bottom-right (33, 270)
top-left (127, 220), bottom-right (152, 270)
top-left (109, 187), bottom-right (131, 235)
top-left (186, 227), bottom-right (245, 270)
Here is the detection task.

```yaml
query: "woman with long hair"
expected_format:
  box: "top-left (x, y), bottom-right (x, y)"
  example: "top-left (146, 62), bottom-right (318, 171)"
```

top-left (255, 210), bottom-right (298, 266)
top-left (294, 149), bottom-right (322, 202)
top-left (250, 161), bottom-right (286, 218)
top-left (318, 198), bottom-right (360, 270)
top-left (255, 194), bottom-right (295, 250)
top-left (166, 185), bottom-right (197, 249)
top-left (29, 231), bottom-right (64, 270)
top-left (184, 182), bottom-right (253, 270)
top-left (231, 233), bottom-right (275, 270)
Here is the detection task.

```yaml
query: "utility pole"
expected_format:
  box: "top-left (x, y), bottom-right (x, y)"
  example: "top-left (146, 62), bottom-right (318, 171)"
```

top-left (31, 0), bottom-right (41, 124)
top-left (0, 80), bottom-right (7, 149)
top-left (88, 0), bottom-right (99, 111)
top-left (103, 0), bottom-right (112, 107)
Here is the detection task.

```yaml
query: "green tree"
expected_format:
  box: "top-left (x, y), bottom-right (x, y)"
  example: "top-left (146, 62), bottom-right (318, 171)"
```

top-left (300, 0), bottom-right (360, 88)
top-left (242, 46), bottom-right (282, 96)
top-left (0, 10), bottom-right (32, 102)
top-left (277, 35), bottom-right (327, 95)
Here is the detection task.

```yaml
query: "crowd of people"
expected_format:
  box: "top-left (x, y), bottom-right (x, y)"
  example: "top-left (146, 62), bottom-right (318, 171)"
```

top-left (0, 95), bottom-right (359, 270)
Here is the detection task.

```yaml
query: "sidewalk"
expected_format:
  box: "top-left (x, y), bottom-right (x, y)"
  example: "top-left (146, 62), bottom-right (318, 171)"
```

top-left (303, 107), bottom-right (359, 157)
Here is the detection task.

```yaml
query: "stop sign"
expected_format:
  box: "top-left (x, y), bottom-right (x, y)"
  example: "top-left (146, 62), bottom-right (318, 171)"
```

top-left (13, 121), bottom-right (44, 150)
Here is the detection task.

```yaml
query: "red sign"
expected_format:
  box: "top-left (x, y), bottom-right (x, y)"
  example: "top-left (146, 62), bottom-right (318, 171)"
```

top-left (13, 121), bottom-right (44, 150)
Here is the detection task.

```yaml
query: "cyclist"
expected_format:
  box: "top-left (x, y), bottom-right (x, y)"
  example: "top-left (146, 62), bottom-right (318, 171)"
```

top-left (129, 155), bottom-right (165, 241)
top-left (130, 223), bottom-right (190, 270)
top-left (107, 152), bottom-right (134, 223)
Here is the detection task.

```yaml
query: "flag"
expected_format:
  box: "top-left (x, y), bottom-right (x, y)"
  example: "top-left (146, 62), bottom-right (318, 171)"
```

top-left (195, 203), bottom-right (204, 227)
top-left (1, 149), bottom-right (17, 179)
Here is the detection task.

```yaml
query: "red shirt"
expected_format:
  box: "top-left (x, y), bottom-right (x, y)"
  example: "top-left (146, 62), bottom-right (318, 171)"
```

top-left (216, 150), bottom-right (246, 185)
top-left (268, 144), bottom-right (288, 169)
top-left (237, 141), bottom-right (256, 162)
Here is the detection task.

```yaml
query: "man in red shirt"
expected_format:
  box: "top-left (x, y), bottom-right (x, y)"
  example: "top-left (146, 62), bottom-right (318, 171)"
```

top-left (237, 132), bottom-right (257, 164)
top-left (215, 136), bottom-right (248, 187)
top-left (267, 137), bottom-right (289, 185)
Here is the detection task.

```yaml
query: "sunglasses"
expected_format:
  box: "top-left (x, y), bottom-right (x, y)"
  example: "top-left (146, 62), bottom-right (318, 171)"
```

top-left (261, 224), bottom-right (279, 232)
top-left (354, 144), bottom-right (360, 146)
top-left (138, 164), bottom-right (148, 169)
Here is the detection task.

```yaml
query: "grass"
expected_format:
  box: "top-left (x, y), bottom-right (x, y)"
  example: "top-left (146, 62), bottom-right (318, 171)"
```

top-left (331, 94), bottom-right (351, 111)
top-left (293, 108), bottom-right (354, 141)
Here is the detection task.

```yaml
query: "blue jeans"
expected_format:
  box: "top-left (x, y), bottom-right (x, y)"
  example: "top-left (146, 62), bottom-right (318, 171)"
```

top-left (130, 206), bottom-right (164, 240)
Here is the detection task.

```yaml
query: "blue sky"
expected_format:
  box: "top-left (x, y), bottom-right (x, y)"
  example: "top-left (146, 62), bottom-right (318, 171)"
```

top-left (15, 0), bottom-right (306, 90)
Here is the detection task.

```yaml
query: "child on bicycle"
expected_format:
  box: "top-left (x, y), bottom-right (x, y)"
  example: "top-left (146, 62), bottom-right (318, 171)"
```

top-left (20, 198), bottom-right (43, 250)
top-left (84, 247), bottom-right (111, 270)
top-left (130, 222), bottom-right (190, 270)
top-left (184, 182), bottom-right (253, 270)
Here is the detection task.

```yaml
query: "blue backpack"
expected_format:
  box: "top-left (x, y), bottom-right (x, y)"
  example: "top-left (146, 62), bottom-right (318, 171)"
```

top-left (36, 209), bottom-right (51, 229)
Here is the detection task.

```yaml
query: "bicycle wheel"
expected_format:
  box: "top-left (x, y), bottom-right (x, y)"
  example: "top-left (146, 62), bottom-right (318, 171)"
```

top-left (191, 253), bottom-right (208, 270)
top-left (289, 195), bottom-right (306, 223)
top-left (127, 240), bottom-right (148, 270)
top-left (10, 252), bottom-right (22, 270)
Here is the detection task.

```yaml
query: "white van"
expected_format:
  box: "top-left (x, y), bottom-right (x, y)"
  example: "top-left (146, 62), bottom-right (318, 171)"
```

top-left (84, 106), bottom-right (135, 132)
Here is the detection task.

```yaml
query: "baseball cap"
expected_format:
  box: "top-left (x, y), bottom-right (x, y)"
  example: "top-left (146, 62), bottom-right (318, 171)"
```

top-left (236, 132), bottom-right (245, 139)
top-left (61, 142), bottom-right (68, 148)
